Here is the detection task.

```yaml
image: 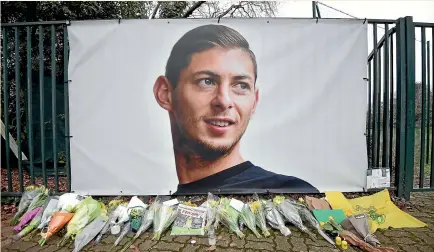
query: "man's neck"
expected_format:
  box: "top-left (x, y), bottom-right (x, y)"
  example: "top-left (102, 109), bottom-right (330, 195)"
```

top-left (174, 146), bottom-right (245, 184)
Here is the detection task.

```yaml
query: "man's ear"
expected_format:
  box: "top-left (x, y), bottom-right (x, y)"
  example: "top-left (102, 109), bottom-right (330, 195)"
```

top-left (153, 75), bottom-right (173, 112)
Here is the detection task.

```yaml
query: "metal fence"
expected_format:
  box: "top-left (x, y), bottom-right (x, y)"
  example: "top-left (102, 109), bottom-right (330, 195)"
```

top-left (1, 17), bottom-right (433, 199)
top-left (366, 17), bottom-right (434, 199)
top-left (1, 21), bottom-right (71, 196)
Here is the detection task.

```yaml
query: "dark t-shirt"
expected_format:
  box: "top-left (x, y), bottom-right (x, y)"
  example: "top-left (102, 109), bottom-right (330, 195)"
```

top-left (174, 161), bottom-right (319, 195)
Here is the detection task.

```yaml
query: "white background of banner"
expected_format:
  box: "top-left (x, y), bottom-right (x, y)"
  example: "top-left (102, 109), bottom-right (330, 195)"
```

top-left (68, 18), bottom-right (368, 195)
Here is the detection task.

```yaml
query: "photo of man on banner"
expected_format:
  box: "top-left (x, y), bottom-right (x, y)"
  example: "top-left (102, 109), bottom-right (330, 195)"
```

top-left (153, 24), bottom-right (319, 195)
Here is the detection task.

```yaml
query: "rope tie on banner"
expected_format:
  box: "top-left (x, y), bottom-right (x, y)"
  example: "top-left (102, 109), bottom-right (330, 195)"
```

top-left (316, 17), bottom-right (319, 24)
top-left (218, 16), bottom-right (222, 24)
top-left (363, 18), bottom-right (367, 24)
top-left (64, 80), bottom-right (72, 84)
top-left (118, 18), bottom-right (121, 24)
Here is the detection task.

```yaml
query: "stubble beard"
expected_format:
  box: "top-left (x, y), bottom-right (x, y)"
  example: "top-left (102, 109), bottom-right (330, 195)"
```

top-left (172, 116), bottom-right (247, 162)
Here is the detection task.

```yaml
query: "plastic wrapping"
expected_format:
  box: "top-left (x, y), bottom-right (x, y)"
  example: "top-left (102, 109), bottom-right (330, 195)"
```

top-left (94, 199), bottom-right (124, 244)
top-left (240, 204), bottom-right (261, 238)
top-left (72, 215), bottom-right (107, 252)
top-left (297, 204), bottom-right (335, 246)
top-left (37, 198), bottom-right (60, 229)
top-left (273, 196), bottom-right (315, 239)
top-left (13, 198), bottom-right (53, 240)
top-left (216, 198), bottom-right (244, 238)
top-left (58, 197), bottom-right (104, 246)
top-left (264, 200), bottom-right (291, 236)
top-left (113, 221), bottom-right (131, 248)
top-left (13, 207), bottom-right (42, 232)
top-left (10, 186), bottom-right (45, 225)
top-left (152, 202), bottom-right (178, 240)
top-left (39, 212), bottom-right (74, 246)
top-left (204, 192), bottom-right (220, 233)
top-left (250, 194), bottom-right (271, 237)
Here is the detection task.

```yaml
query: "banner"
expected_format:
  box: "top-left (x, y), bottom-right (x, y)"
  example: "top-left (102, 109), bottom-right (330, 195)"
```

top-left (68, 18), bottom-right (368, 195)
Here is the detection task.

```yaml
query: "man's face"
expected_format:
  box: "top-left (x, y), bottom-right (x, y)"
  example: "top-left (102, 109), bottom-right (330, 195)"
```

top-left (171, 47), bottom-right (258, 156)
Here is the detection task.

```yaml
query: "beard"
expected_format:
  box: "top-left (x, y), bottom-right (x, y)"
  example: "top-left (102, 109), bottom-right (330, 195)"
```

top-left (171, 114), bottom-right (246, 161)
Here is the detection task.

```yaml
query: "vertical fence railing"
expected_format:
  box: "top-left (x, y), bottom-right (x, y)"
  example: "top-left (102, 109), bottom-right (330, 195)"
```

top-left (367, 20), bottom-right (397, 182)
top-left (413, 22), bottom-right (434, 192)
top-left (1, 21), bottom-right (70, 196)
top-left (366, 17), bottom-right (423, 199)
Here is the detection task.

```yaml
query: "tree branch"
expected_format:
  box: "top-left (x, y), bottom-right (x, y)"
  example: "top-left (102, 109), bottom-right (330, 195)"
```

top-left (182, 1), bottom-right (206, 18)
top-left (219, 3), bottom-right (241, 18)
top-left (149, 2), bottom-right (160, 19)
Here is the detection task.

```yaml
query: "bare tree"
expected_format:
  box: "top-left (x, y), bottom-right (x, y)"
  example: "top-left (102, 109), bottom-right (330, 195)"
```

top-left (150, 1), bottom-right (278, 19)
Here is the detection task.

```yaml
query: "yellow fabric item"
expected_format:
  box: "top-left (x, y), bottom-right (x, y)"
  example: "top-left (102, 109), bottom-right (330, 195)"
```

top-left (325, 189), bottom-right (427, 233)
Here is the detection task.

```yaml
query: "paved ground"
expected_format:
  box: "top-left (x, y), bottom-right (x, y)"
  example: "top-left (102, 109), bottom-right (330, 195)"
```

top-left (1, 192), bottom-right (433, 252)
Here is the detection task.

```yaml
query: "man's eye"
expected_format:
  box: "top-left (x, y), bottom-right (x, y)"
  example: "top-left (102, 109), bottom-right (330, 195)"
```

top-left (236, 83), bottom-right (249, 90)
top-left (239, 83), bottom-right (249, 89)
top-left (199, 78), bottom-right (213, 86)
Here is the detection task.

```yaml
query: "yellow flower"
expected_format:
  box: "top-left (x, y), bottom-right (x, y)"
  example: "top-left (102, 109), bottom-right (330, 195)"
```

top-left (344, 209), bottom-right (353, 216)
top-left (341, 240), bottom-right (348, 250)
top-left (320, 222), bottom-right (325, 227)
top-left (298, 198), bottom-right (305, 203)
top-left (328, 216), bottom-right (334, 221)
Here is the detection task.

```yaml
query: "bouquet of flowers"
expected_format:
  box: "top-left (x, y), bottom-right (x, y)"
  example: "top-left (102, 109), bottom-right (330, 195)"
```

top-left (264, 200), bottom-right (291, 236)
top-left (34, 197), bottom-right (59, 236)
top-left (10, 185), bottom-right (46, 225)
top-left (39, 211), bottom-right (74, 246)
top-left (216, 198), bottom-right (244, 239)
top-left (204, 192), bottom-right (220, 233)
top-left (273, 196), bottom-right (316, 239)
top-left (13, 198), bottom-right (52, 240)
top-left (152, 199), bottom-right (178, 240)
top-left (249, 194), bottom-right (270, 237)
top-left (58, 197), bottom-right (104, 246)
top-left (120, 199), bottom-right (157, 252)
top-left (14, 188), bottom-right (49, 232)
top-left (239, 203), bottom-right (262, 238)
top-left (72, 214), bottom-right (108, 252)
top-left (297, 202), bottom-right (335, 247)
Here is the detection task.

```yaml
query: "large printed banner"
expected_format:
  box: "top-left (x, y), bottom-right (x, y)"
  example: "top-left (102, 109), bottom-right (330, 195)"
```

top-left (68, 18), bottom-right (368, 195)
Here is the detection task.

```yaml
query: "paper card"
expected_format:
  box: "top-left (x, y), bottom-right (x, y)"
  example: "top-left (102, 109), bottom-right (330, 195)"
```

top-left (229, 198), bottom-right (244, 212)
top-left (367, 168), bottom-right (390, 189)
top-left (163, 198), bottom-right (179, 206)
top-left (170, 204), bottom-right (207, 236)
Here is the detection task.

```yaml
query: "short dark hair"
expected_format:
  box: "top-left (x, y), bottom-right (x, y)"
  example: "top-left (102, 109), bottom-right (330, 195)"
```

top-left (165, 24), bottom-right (257, 88)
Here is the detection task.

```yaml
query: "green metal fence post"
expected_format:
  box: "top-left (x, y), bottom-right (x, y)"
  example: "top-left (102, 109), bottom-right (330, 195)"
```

top-left (64, 25), bottom-right (71, 192)
top-left (2, 27), bottom-right (12, 192)
top-left (382, 23), bottom-right (390, 168)
top-left (38, 25), bottom-right (47, 187)
top-left (372, 24), bottom-right (380, 168)
top-left (420, 28), bottom-right (427, 188)
top-left (14, 27), bottom-right (24, 192)
top-left (404, 16), bottom-right (416, 199)
top-left (395, 18), bottom-right (407, 198)
top-left (389, 34), bottom-right (395, 169)
top-left (51, 25), bottom-right (58, 192)
top-left (26, 26), bottom-right (35, 184)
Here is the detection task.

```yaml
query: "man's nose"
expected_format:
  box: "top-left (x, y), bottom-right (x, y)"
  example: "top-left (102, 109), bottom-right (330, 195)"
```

top-left (212, 84), bottom-right (233, 110)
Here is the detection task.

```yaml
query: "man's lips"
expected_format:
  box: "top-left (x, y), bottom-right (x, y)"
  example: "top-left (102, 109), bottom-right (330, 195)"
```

top-left (204, 118), bottom-right (235, 127)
